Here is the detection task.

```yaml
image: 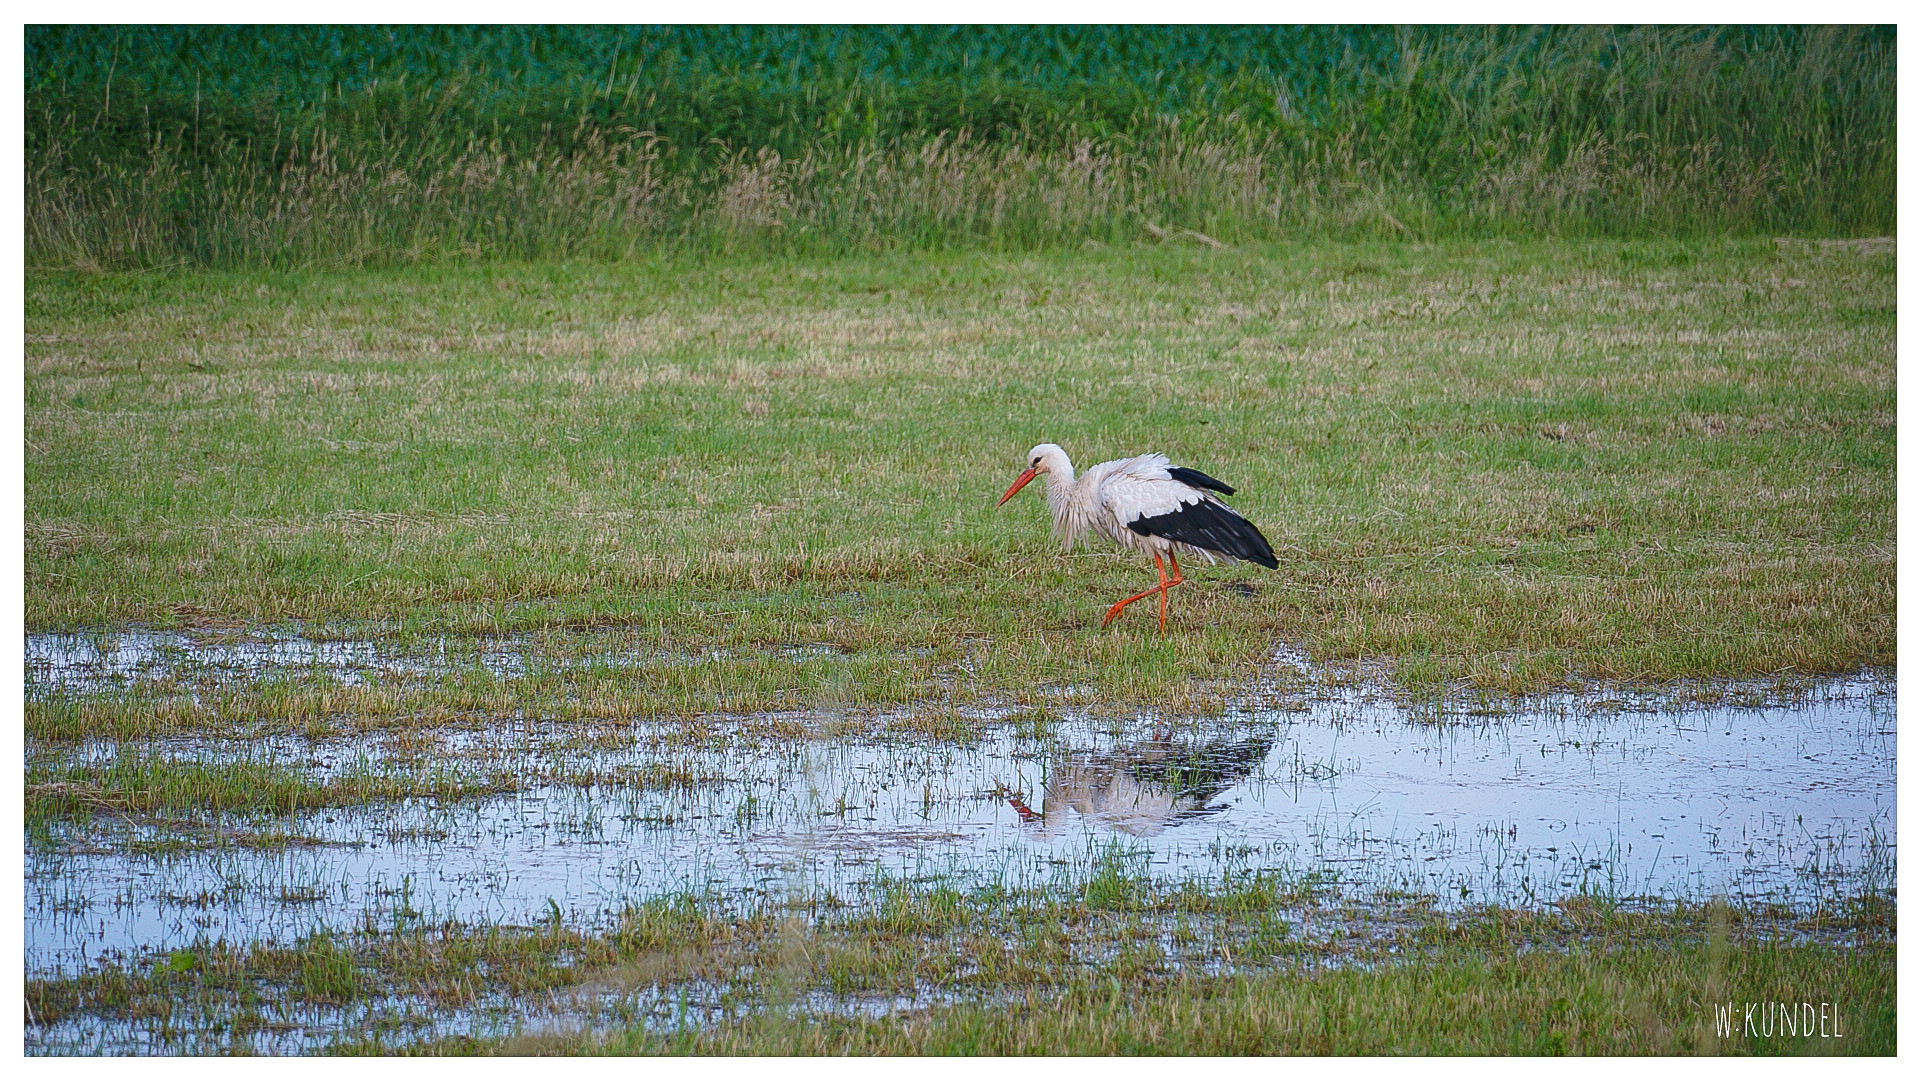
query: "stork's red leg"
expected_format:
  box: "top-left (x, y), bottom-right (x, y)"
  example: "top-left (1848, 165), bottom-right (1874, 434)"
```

top-left (1158, 553), bottom-right (1188, 632)
top-left (1104, 553), bottom-right (1171, 627)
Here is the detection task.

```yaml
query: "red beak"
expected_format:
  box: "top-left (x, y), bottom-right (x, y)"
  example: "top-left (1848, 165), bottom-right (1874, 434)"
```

top-left (997, 466), bottom-right (1038, 506)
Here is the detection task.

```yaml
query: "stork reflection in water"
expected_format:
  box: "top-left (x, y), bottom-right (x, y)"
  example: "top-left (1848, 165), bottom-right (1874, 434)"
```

top-left (998, 734), bottom-right (1273, 838)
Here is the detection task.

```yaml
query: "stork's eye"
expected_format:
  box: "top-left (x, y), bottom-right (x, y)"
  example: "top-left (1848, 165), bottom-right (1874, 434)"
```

top-left (1030, 458), bottom-right (1039, 467)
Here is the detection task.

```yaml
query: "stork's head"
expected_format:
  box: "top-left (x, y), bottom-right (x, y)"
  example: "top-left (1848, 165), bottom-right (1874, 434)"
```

top-left (997, 443), bottom-right (1068, 506)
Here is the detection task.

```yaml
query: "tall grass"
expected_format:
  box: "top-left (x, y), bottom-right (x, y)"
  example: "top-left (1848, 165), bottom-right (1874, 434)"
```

top-left (25, 25), bottom-right (1895, 269)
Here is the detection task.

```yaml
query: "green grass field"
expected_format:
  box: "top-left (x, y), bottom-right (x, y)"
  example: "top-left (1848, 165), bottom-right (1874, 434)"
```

top-left (26, 239), bottom-right (1894, 704)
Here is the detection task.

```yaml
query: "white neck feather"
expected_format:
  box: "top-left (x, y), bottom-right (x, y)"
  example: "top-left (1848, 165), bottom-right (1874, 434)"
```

top-left (1043, 456), bottom-right (1095, 549)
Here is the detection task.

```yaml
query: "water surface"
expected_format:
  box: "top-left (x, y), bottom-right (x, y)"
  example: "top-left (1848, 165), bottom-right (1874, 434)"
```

top-left (26, 632), bottom-right (1894, 980)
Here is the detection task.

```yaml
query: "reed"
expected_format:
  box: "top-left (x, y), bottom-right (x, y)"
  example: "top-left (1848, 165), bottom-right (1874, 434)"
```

top-left (25, 26), bottom-right (1894, 269)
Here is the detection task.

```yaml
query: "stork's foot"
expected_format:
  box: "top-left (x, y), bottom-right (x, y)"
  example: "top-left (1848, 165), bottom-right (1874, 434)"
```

top-left (993, 781), bottom-right (1041, 823)
top-left (1103, 553), bottom-right (1177, 629)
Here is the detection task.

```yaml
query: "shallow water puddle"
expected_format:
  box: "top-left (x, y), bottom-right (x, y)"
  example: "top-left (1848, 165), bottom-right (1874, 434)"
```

top-left (24, 628), bottom-right (844, 694)
top-left (26, 635), bottom-right (1895, 981)
top-left (27, 628), bottom-right (541, 689)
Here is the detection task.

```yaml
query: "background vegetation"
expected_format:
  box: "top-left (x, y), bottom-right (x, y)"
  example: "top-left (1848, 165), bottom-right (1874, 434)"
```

top-left (26, 25), bottom-right (1896, 269)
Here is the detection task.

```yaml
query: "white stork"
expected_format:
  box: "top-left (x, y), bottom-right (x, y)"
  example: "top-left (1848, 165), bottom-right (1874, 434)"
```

top-left (996, 443), bottom-right (1278, 630)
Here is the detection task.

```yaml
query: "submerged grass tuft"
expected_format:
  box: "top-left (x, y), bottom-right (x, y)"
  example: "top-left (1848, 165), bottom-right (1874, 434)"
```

top-left (24, 754), bottom-right (520, 826)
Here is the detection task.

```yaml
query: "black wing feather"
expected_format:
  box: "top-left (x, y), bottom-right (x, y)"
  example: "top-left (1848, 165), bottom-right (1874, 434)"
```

top-left (1126, 497), bottom-right (1279, 569)
top-left (1165, 466), bottom-right (1235, 496)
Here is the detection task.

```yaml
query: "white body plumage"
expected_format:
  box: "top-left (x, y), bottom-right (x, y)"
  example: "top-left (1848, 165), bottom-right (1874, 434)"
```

top-left (1029, 445), bottom-right (1225, 564)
